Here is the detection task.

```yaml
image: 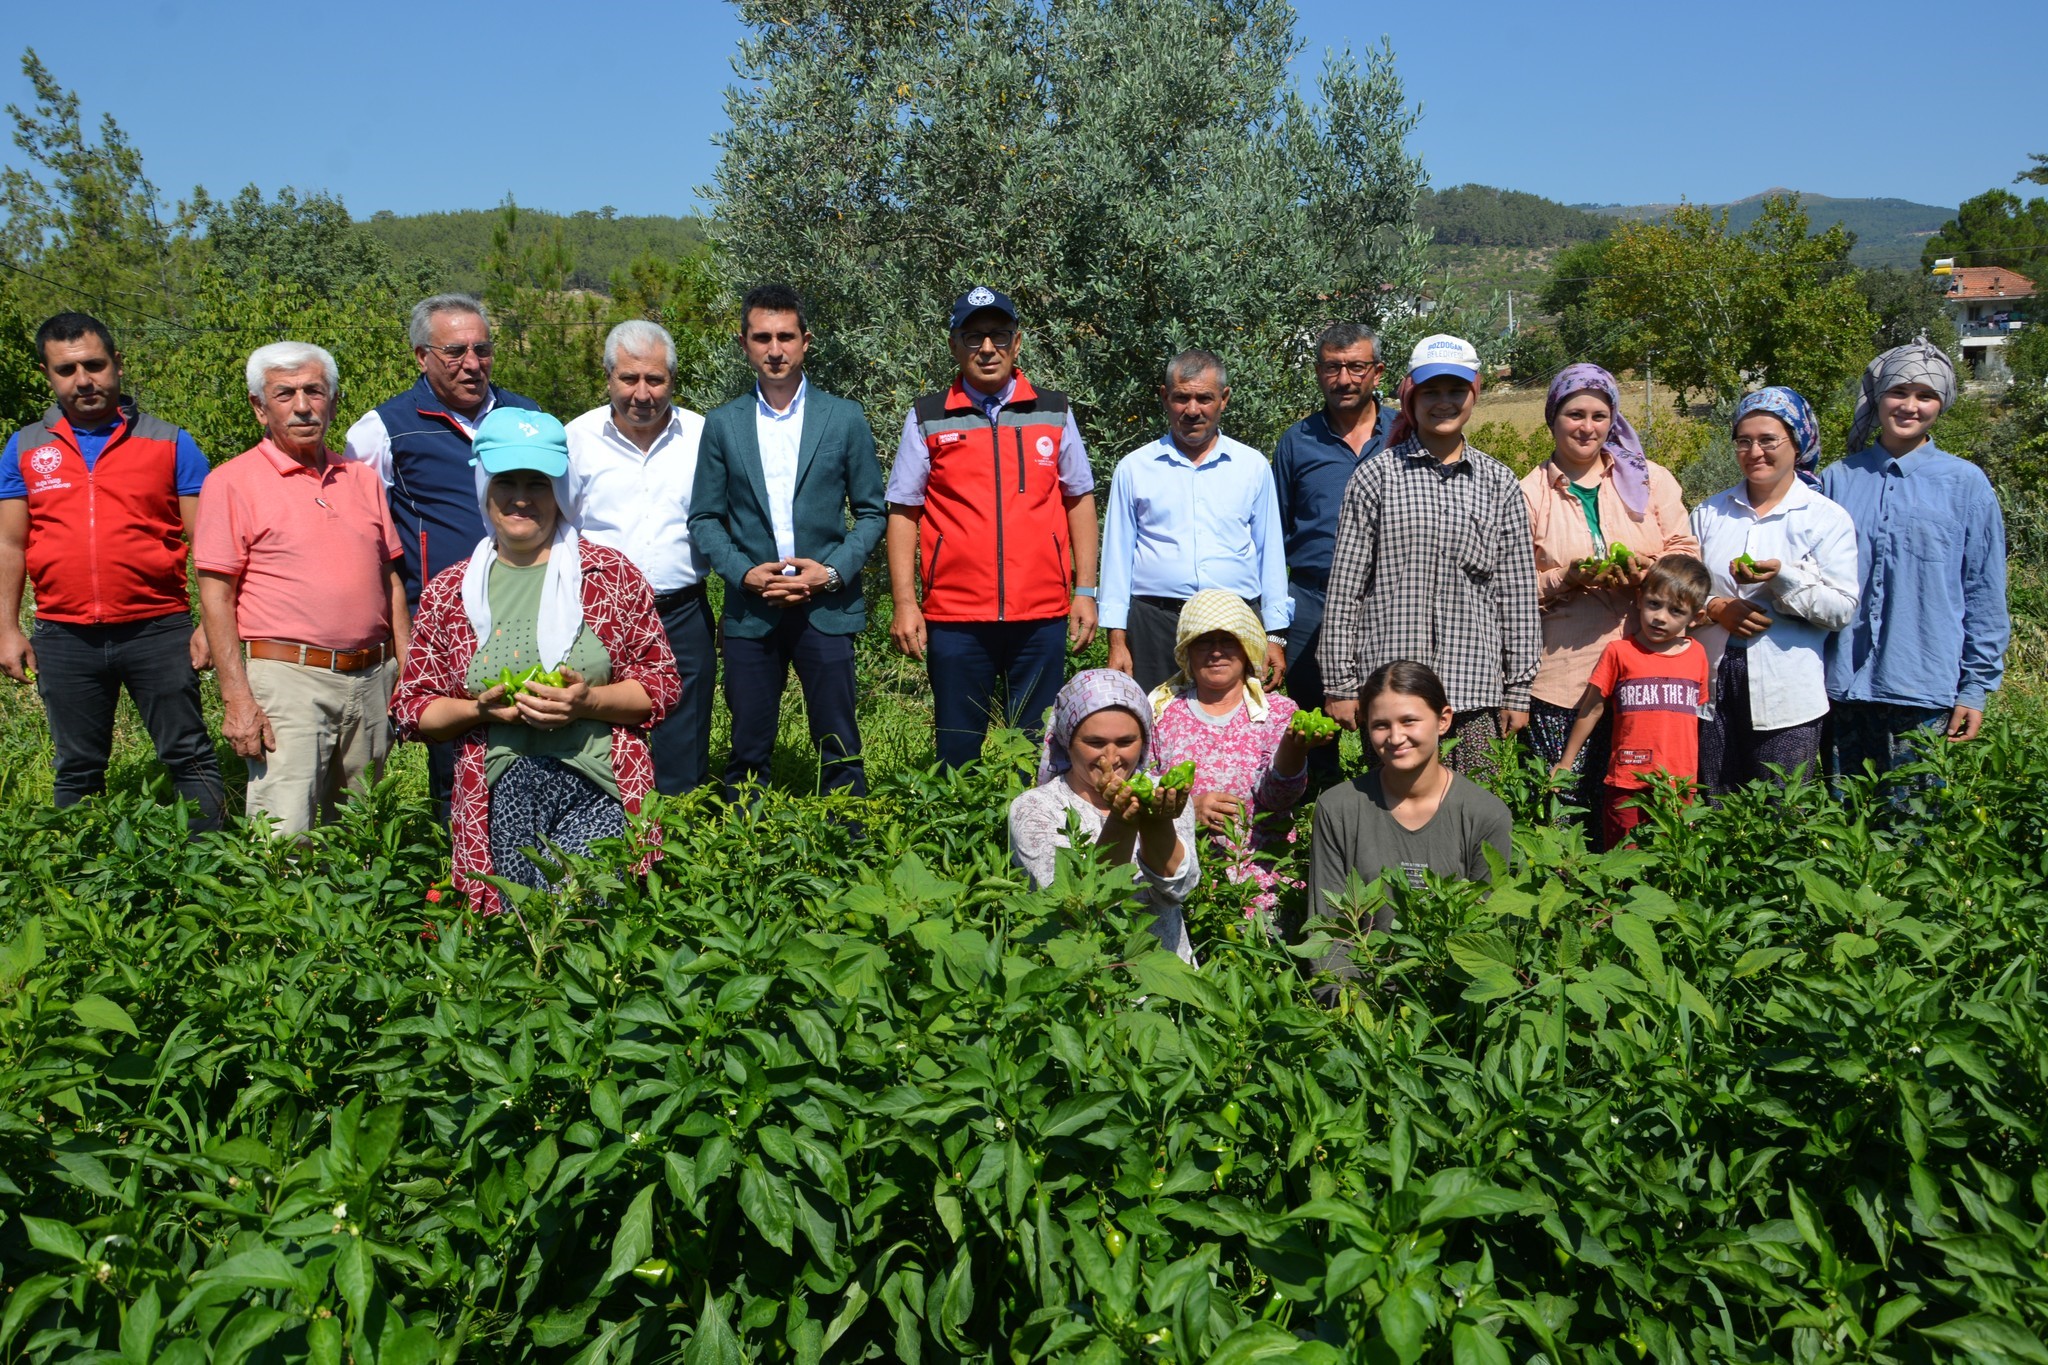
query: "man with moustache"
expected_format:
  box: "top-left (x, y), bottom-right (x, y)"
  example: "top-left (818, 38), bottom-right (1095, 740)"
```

top-left (1273, 323), bottom-right (1393, 786)
top-left (344, 293), bottom-right (540, 818)
top-left (562, 320), bottom-right (713, 794)
top-left (885, 286), bottom-right (1100, 768)
top-left (1099, 349), bottom-right (1292, 692)
top-left (0, 312), bottom-right (226, 827)
top-left (197, 342), bottom-right (409, 834)
top-left (688, 284), bottom-right (886, 799)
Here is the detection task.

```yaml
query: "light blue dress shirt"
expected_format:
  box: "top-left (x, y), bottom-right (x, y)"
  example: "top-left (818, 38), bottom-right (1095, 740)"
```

top-left (1819, 443), bottom-right (2009, 710)
top-left (1099, 433), bottom-right (1293, 633)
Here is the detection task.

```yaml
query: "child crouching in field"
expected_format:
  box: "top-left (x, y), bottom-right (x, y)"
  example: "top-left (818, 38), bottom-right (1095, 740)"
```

top-left (1554, 555), bottom-right (1713, 847)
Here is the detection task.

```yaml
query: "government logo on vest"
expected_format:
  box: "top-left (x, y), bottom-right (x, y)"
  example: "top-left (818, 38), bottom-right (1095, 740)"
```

top-left (1033, 434), bottom-right (1056, 466)
top-left (27, 447), bottom-right (62, 477)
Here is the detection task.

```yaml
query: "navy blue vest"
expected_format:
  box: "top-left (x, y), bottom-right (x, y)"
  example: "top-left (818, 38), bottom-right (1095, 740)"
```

top-left (373, 376), bottom-right (541, 600)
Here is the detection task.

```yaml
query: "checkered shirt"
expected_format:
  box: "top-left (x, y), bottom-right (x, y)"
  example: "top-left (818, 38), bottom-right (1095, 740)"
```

top-left (1315, 437), bottom-right (1541, 713)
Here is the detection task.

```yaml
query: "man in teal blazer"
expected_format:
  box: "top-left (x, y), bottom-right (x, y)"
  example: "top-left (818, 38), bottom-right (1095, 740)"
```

top-left (689, 284), bottom-right (886, 798)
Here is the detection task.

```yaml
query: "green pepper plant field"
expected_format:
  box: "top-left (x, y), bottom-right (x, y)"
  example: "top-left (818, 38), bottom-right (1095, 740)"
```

top-left (2, 717), bottom-right (2047, 1363)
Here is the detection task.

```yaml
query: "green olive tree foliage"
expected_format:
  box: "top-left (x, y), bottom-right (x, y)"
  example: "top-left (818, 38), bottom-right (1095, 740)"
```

top-left (1586, 197), bottom-right (1876, 415)
top-left (0, 49), bottom-right (195, 324)
top-left (1920, 188), bottom-right (2048, 279)
top-left (710, 0), bottom-right (1430, 460)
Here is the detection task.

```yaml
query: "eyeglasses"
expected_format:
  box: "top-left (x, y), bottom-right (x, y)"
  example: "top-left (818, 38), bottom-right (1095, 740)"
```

top-left (956, 329), bottom-right (1016, 351)
top-left (1317, 361), bottom-right (1381, 377)
top-left (421, 342), bottom-right (495, 362)
top-left (1732, 436), bottom-right (1786, 453)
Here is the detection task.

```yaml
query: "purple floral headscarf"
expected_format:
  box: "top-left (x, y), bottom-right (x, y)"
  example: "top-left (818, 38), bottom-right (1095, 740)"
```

top-left (1733, 387), bottom-right (1821, 488)
top-left (1545, 363), bottom-right (1651, 516)
top-left (1037, 668), bottom-right (1156, 785)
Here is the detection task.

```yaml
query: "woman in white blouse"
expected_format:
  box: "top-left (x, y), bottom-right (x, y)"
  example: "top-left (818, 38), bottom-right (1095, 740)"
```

top-left (1690, 388), bottom-right (1860, 794)
top-left (1007, 668), bottom-right (1200, 962)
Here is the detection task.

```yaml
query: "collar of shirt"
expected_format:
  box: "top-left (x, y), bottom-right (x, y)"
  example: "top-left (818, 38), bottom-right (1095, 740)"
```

top-left (756, 377), bottom-right (808, 423)
top-left (600, 405), bottom-right (686, 457)
top-left (1154, 433), bottom-right (1238, 468)
top-left (255, 438), bottom-right (332, 478)
top-left (1730, 476), bottom-right (1822, 520)
top-left (1544, 453), bottom-right (1612, 491)
top-left (961, 375), bottom-right (1018, 420)
top-left (434, 387), bottom-right (496, 435)
top-left (1882, 441), bottom-right (1936, 475)
top-left (1392, 435), bottom-right (1473, 473)
top-left (1313, 402), bottom-right (1388, 455)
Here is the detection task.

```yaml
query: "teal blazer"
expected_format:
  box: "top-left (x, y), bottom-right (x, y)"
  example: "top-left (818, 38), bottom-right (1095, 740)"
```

top-left (688, 384), bottom-right (887, 639)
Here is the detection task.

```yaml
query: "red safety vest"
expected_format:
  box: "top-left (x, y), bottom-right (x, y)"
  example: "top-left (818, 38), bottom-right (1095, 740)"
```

top-left (10, 404), bottom-right (192, 625)
top-left (911, 372), bottom-right (1076, 622)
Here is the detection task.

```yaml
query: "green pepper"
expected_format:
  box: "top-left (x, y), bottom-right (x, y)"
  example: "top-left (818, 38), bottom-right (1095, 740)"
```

top-left (630, 1257), bottom-right (675, 1288)
top-left (1102, 1225), bottom-right (1127, 1259)
top-left (497, 667), bottom-right (518, 695)
top-left (1289, 709), bottom-right (1338, 737)
top-left (21, 668), bottom-right (33, 683)
top-left (1125, 772), bottom-right (1156, 802)
top-left (1162, 760), bottom-right (1196, 788)
top-left (1733, 552), bottom-right (1759, 572)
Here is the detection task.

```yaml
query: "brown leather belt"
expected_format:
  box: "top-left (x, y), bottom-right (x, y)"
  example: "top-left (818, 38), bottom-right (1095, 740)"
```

top-left (245, 639), bottom-right (393, 673)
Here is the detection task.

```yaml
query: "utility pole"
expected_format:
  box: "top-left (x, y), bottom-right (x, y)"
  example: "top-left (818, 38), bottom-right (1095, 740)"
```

top-left (1507, 291), bottom-right (1516, 336)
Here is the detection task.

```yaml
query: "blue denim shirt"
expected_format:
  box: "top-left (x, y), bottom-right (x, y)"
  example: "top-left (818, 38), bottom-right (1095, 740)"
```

top-left (1272, 403), bottom-right (1394, 574)
top-left (1819, 443), bottom-right (2009, 710)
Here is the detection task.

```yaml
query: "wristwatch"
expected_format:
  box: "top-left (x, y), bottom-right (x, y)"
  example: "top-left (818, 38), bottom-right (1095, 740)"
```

top-left (1072, 585), bottom-right (1098, 599)
top-left (822, 566), bottom-right (844, 592)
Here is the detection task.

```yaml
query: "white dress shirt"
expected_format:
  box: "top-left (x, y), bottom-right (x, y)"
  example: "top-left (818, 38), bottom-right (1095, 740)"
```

top-left (342, 389), bottom-right (497, 486)
top-left (755, 379), bottom-right (806, 562)
top-left (562, 403), bottom-right (707, 594)
top-left (1690, 478), bottom-right (1860, 731)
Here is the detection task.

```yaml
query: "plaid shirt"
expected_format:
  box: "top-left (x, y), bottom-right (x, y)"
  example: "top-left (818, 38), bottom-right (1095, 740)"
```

top-left (1316, 437), bottom-right (1541, 713)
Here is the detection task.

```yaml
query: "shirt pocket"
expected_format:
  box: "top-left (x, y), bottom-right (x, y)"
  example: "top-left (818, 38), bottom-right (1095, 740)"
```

top-left (1898, 519), bottom-right (1954, 562)
top-left (1455, 504), bottom-right (1501, 582)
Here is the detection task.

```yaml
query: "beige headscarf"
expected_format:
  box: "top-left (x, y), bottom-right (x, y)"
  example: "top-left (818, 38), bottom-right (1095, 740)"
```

top-left (1147, 590), bottom-right (1271, 720)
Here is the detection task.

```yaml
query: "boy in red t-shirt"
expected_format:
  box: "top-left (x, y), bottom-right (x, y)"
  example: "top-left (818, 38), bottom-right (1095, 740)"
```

top-left (1553, 555), bottom-right (1713, 847)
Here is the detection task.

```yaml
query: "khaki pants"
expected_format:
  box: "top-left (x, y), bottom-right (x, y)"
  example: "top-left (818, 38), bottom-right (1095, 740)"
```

top-left (243, 656), bottom-right (397, 835)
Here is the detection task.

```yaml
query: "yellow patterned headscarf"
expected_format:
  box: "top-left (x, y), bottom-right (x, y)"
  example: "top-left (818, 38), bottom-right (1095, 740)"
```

top-left (1148, 590), bottom-right (1270, 720)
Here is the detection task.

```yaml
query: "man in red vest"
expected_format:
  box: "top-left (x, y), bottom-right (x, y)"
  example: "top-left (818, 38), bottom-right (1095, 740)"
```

top-left (884, 287), bottom-right (1100, 767)
top-left (0, 313), bottom-right (226, 828)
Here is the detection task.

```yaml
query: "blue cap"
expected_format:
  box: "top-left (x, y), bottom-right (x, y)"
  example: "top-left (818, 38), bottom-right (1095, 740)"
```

top-left (949, 285), bottom-right (1018, 331)
top-left (472, 409), bottom-right (569, 478)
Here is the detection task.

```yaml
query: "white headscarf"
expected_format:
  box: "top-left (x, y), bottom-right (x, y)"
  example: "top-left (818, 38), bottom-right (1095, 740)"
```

top-left (461, 463), bottom-right (585, 667)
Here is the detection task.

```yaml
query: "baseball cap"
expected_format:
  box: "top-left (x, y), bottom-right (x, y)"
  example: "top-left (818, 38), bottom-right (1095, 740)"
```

top-left (949, 285), bottom-right (1018, 331)
top-left (1406, 334), bottom-right (1481, 385)
top-left (472, 409), bottom-right (569, 478)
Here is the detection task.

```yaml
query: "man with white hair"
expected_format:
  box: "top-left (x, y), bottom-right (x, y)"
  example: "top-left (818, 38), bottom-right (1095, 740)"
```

top-left (563, 319), bottom-right (714, 794)
top-left (198, 342), bottom-right (409, 834)
top-left (345, 293), bottom-right (540, 818)
top-left (0, 311), bottom-right (226, 828)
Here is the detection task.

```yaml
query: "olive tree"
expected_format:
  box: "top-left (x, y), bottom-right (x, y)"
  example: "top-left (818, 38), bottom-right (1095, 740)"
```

top-left (709, 0), bottom-right (1430, 466)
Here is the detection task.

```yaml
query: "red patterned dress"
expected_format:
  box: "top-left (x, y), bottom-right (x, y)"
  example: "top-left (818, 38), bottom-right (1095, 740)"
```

top-left (391, 541), bottom-right (681, 914)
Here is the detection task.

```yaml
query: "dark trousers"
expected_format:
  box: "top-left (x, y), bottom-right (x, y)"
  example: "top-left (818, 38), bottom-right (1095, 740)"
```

top-left (722, 611), bottom-right (864, 798)
top-left (32, 613), bottom-right (225, 830)
top-left (928, 618), bottom-right (1067, 770)
top-left (1125, 593), bottom-right (1264, 694)
top-left (1282, 576), bottom-right (1342, 787)
top-left (649, 586), bottom-right (717, 796)
top-left (1699, 648), bottom-right (1822, 795)
top-left (1826, 700), bottom-right (1951, 780)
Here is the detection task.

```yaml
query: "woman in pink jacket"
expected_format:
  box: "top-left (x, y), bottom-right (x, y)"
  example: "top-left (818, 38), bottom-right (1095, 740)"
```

top-left (1519, 365), bottom-right (1697, 832)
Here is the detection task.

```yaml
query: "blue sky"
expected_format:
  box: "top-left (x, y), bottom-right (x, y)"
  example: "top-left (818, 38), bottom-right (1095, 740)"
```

top-left (6, 0), bottom-right (2044, 219)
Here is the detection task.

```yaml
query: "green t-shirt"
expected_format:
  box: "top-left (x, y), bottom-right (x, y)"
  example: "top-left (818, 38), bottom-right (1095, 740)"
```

top-left (463, 560), bottom-right (618, 798)
top-left (1568, 480), bottom-right (1605, 553)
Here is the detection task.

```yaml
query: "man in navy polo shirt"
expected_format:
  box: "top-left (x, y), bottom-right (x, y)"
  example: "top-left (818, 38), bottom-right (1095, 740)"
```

top-left (1272, 322), bottom-right (1392, 786)
top-left (345, 293), bottom-right (539, 819)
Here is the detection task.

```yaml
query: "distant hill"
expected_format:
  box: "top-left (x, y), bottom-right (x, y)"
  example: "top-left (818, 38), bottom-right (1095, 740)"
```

top-left (359, 208), bottom-right (710, 294)
top-left (1419, 184), bottom-right (1611, 248)
top-left (1574, 190), bottom-right (1953, 269)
